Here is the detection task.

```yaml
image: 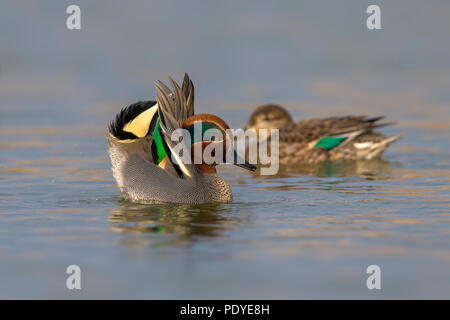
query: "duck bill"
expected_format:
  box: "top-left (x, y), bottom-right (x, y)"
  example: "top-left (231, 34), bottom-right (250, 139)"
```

top-left (232, 150), bottom-right (257, 172)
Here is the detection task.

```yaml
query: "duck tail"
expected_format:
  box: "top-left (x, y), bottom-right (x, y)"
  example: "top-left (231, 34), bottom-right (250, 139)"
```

top-left (363, 135), bottom-right (402, 160)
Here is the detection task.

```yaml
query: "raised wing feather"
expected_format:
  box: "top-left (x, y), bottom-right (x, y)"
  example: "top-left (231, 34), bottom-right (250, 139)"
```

top-left (182, 73), bottom-right (195, 118)
top-left (154, 74), bottom-right (197, 178)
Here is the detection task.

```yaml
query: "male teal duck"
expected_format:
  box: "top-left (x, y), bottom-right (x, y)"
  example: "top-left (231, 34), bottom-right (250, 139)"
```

top-left (246, 104), bottom-right (401, 165)
top-left (108, 74), bottom-right (255, 204)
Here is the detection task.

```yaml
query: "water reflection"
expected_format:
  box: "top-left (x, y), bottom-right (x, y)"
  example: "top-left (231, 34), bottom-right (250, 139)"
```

top-left (256, 158), bottom-right (394, 180)
top-left (109, 201), bottom-right (242, 242)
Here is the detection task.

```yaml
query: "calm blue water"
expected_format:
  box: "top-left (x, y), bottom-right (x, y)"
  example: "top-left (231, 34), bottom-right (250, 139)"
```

top-left (0, 1), bottom-right (449, 298)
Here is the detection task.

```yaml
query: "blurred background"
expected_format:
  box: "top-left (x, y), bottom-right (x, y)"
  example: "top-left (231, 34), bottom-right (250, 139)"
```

top-left (0, 1), bottom-right (449, 298)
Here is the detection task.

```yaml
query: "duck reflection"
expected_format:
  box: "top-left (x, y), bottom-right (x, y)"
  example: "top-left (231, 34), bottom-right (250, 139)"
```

top-left (109, 201), bottom-right (241, 244)
top-left (255, 159), bottom-right (394, 180)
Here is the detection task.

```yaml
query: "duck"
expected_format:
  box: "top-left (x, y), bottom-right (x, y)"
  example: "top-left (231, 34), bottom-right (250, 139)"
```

top-left (108, 73), bottom-right (256, 204)
top-left (246, 104), bottom-right (401, 165)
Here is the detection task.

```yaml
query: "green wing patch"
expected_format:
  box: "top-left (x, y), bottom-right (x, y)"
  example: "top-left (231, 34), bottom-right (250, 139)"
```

top-left (314, 136), bottom-right (347, 150)
top-left (153, 119), bottom-right (167, 163)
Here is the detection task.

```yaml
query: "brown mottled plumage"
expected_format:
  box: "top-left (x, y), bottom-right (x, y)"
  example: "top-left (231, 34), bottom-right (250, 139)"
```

top-left (247, 104), bottom-right (401, 164)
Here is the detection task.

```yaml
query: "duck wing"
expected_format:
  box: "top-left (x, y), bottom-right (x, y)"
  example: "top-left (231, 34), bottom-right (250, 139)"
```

top-left (154, 74), bottom-right (197, 178)
top-left (279, 115), bottom-right (395, 150)
top-left (108, 74), bottom-right (195, 171)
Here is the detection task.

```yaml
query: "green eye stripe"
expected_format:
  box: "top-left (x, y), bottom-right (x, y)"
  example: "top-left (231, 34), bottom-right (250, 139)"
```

top-left (186, 122), bottom-right (221, 144)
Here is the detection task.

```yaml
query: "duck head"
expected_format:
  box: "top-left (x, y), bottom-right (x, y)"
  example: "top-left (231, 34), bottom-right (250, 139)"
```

top-left (246, 104), bottom-right (294, 130)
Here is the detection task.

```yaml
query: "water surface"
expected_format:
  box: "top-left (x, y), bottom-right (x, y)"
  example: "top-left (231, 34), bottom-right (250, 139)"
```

top-left (0, 1), bottom-right (449, 298)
